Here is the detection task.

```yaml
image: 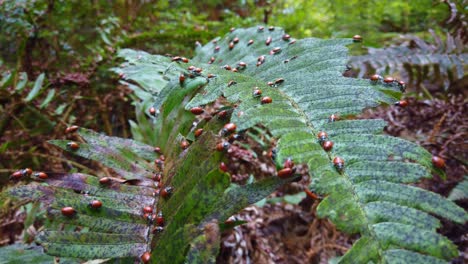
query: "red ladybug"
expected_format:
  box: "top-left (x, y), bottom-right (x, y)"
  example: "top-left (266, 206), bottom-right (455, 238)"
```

top-left (61, 207), bottom-right (76, 217)
top-left (179, 74), bottom-right (185, 85)
top-left (34, 172), bottom-right (48, 179)
top-left (329, 114), bottom-right (338, 122)
top-left (261, 96), bottom-right (272, 104)
top-left (227, 80), bottom-right (237, 87)
top-left (270, 47), bottom-right (281, 55)
top-left (383, 76), bottom-right (394, 83)
top-left (99, 177), bottom-right (111, 185)
top-left (217, 110), bottom-right (228, 119)
top-left (67, 142), bottom-right (79, 150)
top-left (304, 189), bottom-right (320, 200)
top-left (161, 186), bottom-right (173, 198)
top-left (219, 162), bottom-right (228, 172)
top-left (194, 128), bottom-right (204, 138)
top-left (317, 131), bottom-right (328, 142)
top-left (143, 206), bottom-right (153, 214)
top-left (154, 147), bottom-right (161, 153)
top-left (89, 200), bottom-right (102, 209)
top-left (149, 107), bottom-right (157, 116)
top-left (277, 168), bottom-right (294, 178)
top-left (190, 107), bottom-right (204, 115)
top-left (65, 125), bottom-right (79, 134)
top-left (156, 212), bottom-right (164, 226)
top-left (322, 141), bottom-right (334, 151)
top-left (238, 62), bottom-right (247, 68)
top-left (352, 35), bottom-right (362, 42)
top-left (141, 252), bottom-right (151, 263)
top-left (253, 89), bottom-right (262, 97)
top-left (432, 156), bottom-right (445, 169)
top-left (274, 78), bottom-right (284, 85)
top-left (394, 100), bottom-right (408, 107)
top-left (223, 123), bottom-right (237, 134)
top-left (10, 170), bottom-right (23, 180)
top-left (283, 158), bottom-right (294, 169)
top-left (333, 157), bottom-right (345, 172)
top-left (370, 74), bottom-right (381, 82)
top-left (207, 73), bottom-right (216, 78)
top-left (229, 42), bottom-right (234, 50)
top-left (216, 141), bottom-right (230, 151)
top-left (180, 140), bottom-right (189, 150)
top-left (233, 37), bottom-right (239, 44)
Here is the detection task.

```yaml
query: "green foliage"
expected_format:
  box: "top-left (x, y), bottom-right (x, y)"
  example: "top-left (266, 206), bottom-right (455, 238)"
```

top-left (448, 176), bottom-right (468, 201)
top-left (1, 26), bottom-right (466, 264)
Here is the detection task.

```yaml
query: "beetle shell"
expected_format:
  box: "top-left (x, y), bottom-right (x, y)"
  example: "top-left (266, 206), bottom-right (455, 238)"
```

top-left (180, 140), bottom-right (189, 150)
top-left (61, 207), bottom-right (76, 217)
top-left (230, 27), bottom-right (235, 32)
top-left (181, 57), bottom-right (189, 63)
top-left (23, 168), bottom-right (33, 176)
top-left (383, 76), bottom-right (394, 83)
top-left (10, 170), bottom-right (23, 180)
top-left (99, 177), bottom-right (111, 184)
top-left (149, 107), bottom-right (156, 116)
top-left (190, 107), bottom-right (204, 115)
top-left (194, 128), bottom-right (204, 138)
top-left (156, 212), bottom-right (164, 226)
top-left (277, 168), bottom-right (294, 178)
top-left (34, 172), bottom-right (48, 179)
top-left (161, 186), bottom-right (173, 198)
top-left (268, 26), bottom-right (274, 31)
top-left (352, 35), bottom-right (362, 42)
top-left (229, 42), bottom-right (234, 50)
top-left (261, 96), bottom-right (272, 104)
top-left (187, 65), bottom-right (195, 71)
top-left (223, 123), bottom-right (237, 133)
top-left (317, 131), bottom-right (328, 142)
top-left (258, 26), bottom-right (264, 31)
top-left (304, 189), bottom-right (320, 200)
top-left (89, 200), bottom-right (102, 209)
top-left (141, 252), bottom-right (151, 263)
top-left (431, 156), bottom-right (445, 169)
top-left (329, 114), bottom-right (338, 122)
top-left (282, 34), bottom-right (291, 41)
top-left (247, 39), bottom-right (254, 46)
top-left (143, 206), bottom-right (153, 214)
top-left (238, 61), bottom-right (247, 68)
top-left (275, 78), bottom-right (284, 84)
top-left (227, 80), bottom-right (237, 87)
top-left (253, 89), bottom-right (262, 97)
top-left (217, 110), bottom-right (228, 119)
top-left (233, 37), bottom-right (239, 44)
top-left (207, 73), bottom-right (216, 78)
top-left (333, 157), bottom-right (345, 172)
top-left (322, 141), bottom-right (334, 151)
top-left (370, 74), bottom-right (381, 82)
top-left (266, 36), bottom-right (272, 46)
top-left (222, 65), bottom-right (232, 70)
top-left (216, 141), bottom-right (230, 151)
top-left (289, 39), bottom-right (296, 45)
top-left (67, 142), bottom-right (79, 150)
top-left (154, 147), bottom-right (161, 153)
top-left (395, 100), bottom-right (408, 107)
top-left (179, 74), bottom-right (185, 84)
top-left (270, 47), bottom-right (281, 55)
top-left (65, 125), bottom-right (79, 134)
top-left (219, 162), bottom-right (228, 172)
top-left (283, 158), bottom-right (294, 169)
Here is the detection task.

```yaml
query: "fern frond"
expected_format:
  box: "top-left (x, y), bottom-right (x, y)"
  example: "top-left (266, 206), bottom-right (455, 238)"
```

top-left (185, 26), bottom-right (467, 263)
top-left (349, 33), bottom-right (467, 89)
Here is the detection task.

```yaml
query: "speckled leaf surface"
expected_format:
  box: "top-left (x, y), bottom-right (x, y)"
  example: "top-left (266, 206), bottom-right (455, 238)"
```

top-left (0, 244), bottom-right (78, 264)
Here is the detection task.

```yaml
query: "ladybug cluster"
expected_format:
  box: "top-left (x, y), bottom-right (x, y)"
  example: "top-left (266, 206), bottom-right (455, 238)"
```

top-left (369, 74), bottom-right (408, 107)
